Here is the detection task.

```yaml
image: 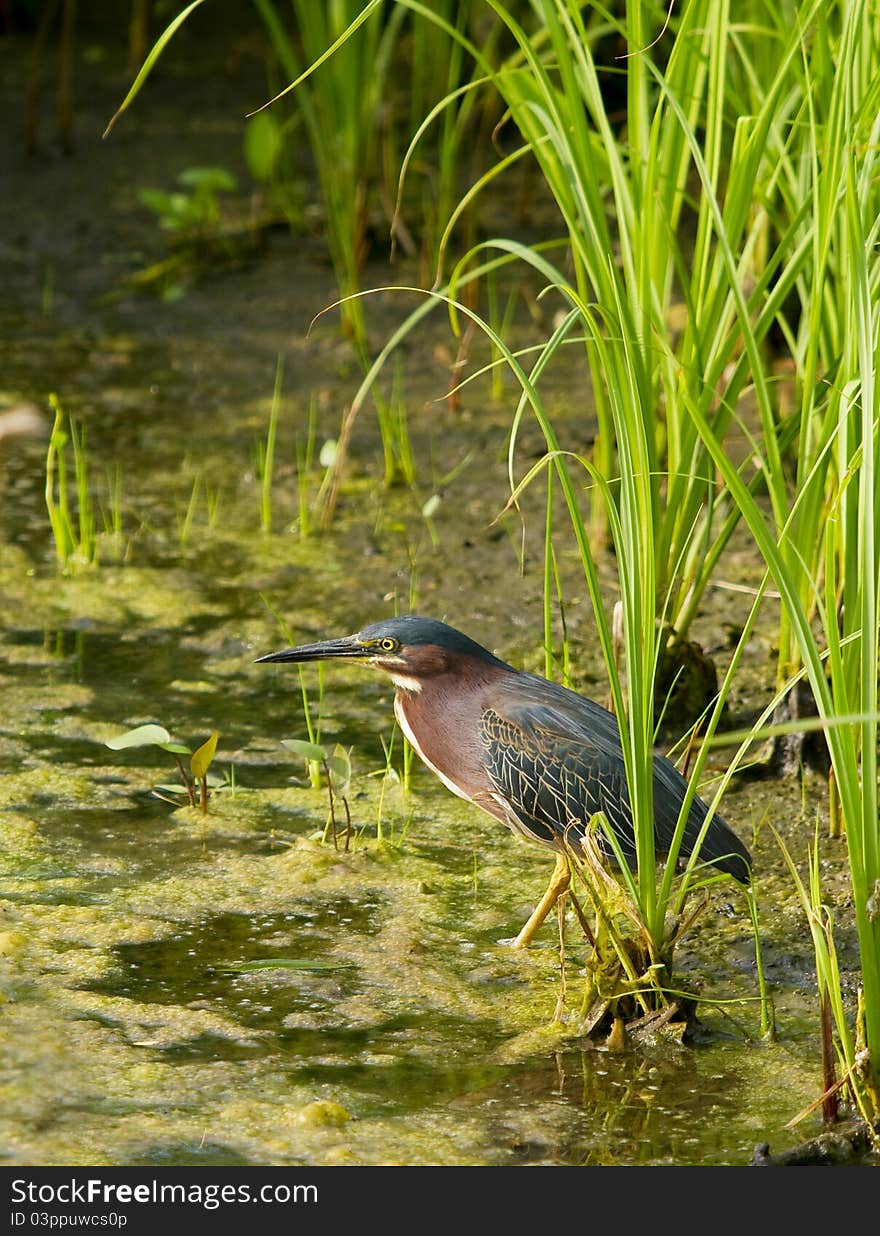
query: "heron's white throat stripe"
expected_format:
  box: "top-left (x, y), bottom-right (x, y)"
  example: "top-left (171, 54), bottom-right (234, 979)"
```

top-left (388, 672), bottom-right (423, 694)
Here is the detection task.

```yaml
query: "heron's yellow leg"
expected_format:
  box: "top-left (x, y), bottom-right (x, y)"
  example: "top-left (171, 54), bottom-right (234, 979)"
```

top-left (512, 852), bottom-right (571, 950)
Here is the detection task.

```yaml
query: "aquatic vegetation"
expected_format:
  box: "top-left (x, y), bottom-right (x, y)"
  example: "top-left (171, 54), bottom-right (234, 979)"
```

top-left (105, 724), bottom-right (222, 815)
top-left (255, 355), bottom-right (284, 535)
top-left (137, 166), bottom-right (238, 234)
top-left (371, 728), bottom-right (414, 845)
top-left (106, 0), bottom-right (494, 358)
top-left (44, 396), bottom-right (97, 570)
top-left (132, 164), bottom-right (261, 300)
top-left (374, 367), bottom-right (416, 490)
top-left (281, 737), bottom-right (353, 851)
top-left (251, 0), bottom-right (404, 359)
top-left (176, 471), bottom-right (222, 546)
top-left (39, 395), bottom-right (127, 568)
top-left (43, 397), bottom-right (134, 569)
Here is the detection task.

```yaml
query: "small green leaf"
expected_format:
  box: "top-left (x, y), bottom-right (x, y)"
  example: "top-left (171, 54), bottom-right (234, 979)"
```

top-left (178, 166), bottom-right (237, 192)
top-left (282, 738), bottom-right (327, 761)
top-left (106, 724), bottom-right (171, 750)
top-left (164, 192), bottom-right (197, 227)
top-left (190, 730), bottom-right (220, 779)
top-left (244, 112), bottom-right (282, 182)
top-left (158, 742), bottom-right (192, 756)
top-left (326, 745), bottom-right (351, 796)
top-left (137, 187), bottom-right (175, 216)
top-left (326, 755), bottom-right (349, 781)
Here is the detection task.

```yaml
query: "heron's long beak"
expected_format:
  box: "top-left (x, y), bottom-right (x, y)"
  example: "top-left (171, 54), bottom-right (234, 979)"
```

top-left (255, 634), bottom-right (367, 665)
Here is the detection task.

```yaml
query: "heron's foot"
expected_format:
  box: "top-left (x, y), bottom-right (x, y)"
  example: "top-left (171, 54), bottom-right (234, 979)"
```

top-left (511, 853), bottom-right (571, 950)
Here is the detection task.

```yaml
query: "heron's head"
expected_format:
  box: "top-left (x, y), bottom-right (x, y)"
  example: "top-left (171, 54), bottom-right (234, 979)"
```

top-left (256, 615), bottom-right (507, 692)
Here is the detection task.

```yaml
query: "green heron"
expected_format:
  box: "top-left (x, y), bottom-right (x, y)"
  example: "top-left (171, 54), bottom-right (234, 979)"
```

top-left (257, 615), bottom-right (751, 946)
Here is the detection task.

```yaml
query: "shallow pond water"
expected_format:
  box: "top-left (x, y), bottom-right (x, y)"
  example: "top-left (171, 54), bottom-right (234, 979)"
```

top-left (0, 18), bottom-right (872, 1168)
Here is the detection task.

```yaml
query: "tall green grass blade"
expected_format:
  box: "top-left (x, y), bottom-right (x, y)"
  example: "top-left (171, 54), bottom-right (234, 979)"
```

top-left (259, 354), bottom-right (284, 533)
top-left (103, 0), bottom-right (206, 138)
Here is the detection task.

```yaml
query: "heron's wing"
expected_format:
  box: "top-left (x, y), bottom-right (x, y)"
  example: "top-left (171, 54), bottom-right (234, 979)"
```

top-left (650, 751), bottom-right (751, 880)
top-left (479, 700), bottom-right (636, 859)
top-left (482, 673), bottom-right (750, 881)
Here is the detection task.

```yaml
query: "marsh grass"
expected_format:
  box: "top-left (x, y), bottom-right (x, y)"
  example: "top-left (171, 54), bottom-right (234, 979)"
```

top-left (774, 826), bottom-right (859, 1125)
top-left (251, 0), bottom-right (406, 359)
top-left (176, 471), bottom-right (221, 547)
top-left (45, 395), bottom-right (97, 570)
top-left (374, 364), bottom-right (416, 488)
top-left (256, 354), bottom-right (284, 534)
top-left (292, 399), bottom-right (318, 537)
top-left (100, 462), bottom-right (124, 547)
top-left (370, 728), bottom-right (414, 845)
top-left (678, 3), bottom-right (880, 1123)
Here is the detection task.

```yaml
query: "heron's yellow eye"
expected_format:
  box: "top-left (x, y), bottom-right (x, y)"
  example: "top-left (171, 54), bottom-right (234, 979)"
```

top-left (379, 638), bottom-right (397, 652)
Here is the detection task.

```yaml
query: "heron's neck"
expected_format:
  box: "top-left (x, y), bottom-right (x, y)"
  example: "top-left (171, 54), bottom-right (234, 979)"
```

top-left (391, 661), bottom-right (508, 800)
top-left (391, 659), bottom-right (506, 706)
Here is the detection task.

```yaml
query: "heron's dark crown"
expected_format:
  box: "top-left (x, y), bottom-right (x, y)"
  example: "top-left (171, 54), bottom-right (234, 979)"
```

top-left (360, 616), bottom-right (508, 667)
